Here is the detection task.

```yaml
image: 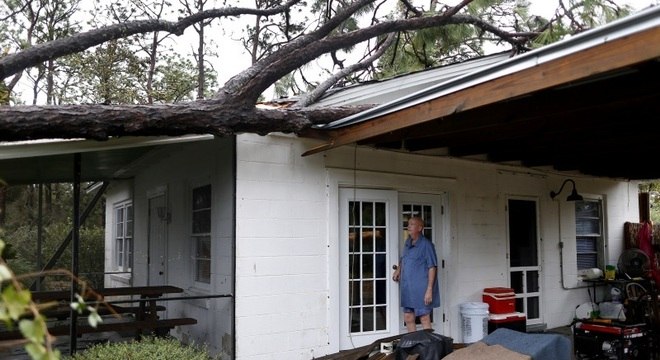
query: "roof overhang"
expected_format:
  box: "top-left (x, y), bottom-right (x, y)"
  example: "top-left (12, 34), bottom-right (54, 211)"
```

top-left (303, 6), bottom-right (660, 180)
top-left (0, 135), bottom-right (214, 184)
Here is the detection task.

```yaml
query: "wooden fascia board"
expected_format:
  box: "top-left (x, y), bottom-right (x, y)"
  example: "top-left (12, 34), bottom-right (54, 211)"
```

top-left (302, 26), bottom-right (660, 156)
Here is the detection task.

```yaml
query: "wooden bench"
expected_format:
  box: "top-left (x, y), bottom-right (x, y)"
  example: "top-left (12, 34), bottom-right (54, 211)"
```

top-left (1, 285), bottom-right (195, 343)
top-left (0, 317), bottom-right (198, 341)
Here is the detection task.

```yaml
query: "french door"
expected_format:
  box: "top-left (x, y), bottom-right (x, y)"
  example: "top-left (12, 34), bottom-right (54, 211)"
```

top-left (339, 189), bottom-right (399, 348)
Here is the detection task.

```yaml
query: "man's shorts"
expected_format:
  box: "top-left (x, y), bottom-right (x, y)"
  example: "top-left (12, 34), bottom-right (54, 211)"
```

top-left (403, 306), bottom-right (432, 317)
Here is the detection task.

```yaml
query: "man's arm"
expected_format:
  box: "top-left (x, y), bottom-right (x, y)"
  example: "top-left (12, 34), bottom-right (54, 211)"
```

top-left (424, 266), bottom-right (437, 305)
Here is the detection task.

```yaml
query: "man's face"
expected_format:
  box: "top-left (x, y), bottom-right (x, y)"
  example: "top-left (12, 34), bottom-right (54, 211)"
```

top-left (407, 219), bottom-right (423, 238)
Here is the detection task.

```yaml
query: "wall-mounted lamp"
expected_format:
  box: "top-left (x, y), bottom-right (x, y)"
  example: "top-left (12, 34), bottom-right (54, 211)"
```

top-left (550, 179), bottom-right (583, 201)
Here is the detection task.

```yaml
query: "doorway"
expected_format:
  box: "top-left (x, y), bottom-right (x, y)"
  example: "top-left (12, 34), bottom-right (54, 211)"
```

top-left (507, 198), bottom-right (542, 326)
top-left (147, 192), bottom-right (168, 286)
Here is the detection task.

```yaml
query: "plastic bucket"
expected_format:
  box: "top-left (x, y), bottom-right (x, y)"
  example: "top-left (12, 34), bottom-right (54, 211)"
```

top-left (460, 302), bottom-right (489, 343)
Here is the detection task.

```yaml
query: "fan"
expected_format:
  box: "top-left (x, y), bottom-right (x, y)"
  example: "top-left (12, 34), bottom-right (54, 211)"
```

top-left (618, 248), bottom-right (650, 278)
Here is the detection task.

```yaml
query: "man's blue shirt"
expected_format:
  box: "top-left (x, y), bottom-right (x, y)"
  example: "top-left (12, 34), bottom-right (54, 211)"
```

top-left (400, 235), bottom-right (440, 309)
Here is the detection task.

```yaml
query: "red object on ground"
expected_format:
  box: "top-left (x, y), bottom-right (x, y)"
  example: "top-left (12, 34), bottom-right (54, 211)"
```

top-left (483, 287), bottom-right (515, 314)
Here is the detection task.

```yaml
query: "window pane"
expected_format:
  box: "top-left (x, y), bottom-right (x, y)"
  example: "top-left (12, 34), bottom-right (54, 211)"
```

top-left (350, 255), bottom-right (360, 279)
top-left (363, 280), bottom-right (374, 305)
top-left (527, 297), bottom-right (540, 319)
top-left (576, 219), bottom-right (600, 235)
top-left (577, 237), bottom-right (597, 252)
top-left (375, 202), bottom-right (386, 226)
top-left (576, 201), bottom-right (599, 218)
top-left (127, 238), bottom-right (133, 269)
top-left (196, 236), bottom-right (211, 258)
top-left (577, 254), bottom-right (597, 270)
top-left (375, 254), bottom-right (386, 278)
top-left (196, 259), bottom-right (211, 283)
top-left (349, 228), bottom-right (359, 252)
top-left (116, 239), bottom-right (123, 267)
top-left (527, 271), bottom-right (539, 292)
top-left (193, 209), bottom-right (211, 233)
top-left (375, 230), bottom-right (386, 252)
top-left (362, 202), bottom-right (373, 226)
top-left (350, 281), bottom-right (361, 306)
top-left (363, 307), bottom-right (374, 331)
top-left (375, 280), bottom-right (386, 304)
top-left (510, 271), bottom-right (523, 293)
top-left (362, 231), bottom-right (374, 252)
top-left (362, 255), bottom-right (373, 278)
top-left (349, 202), bottom-right (360, 226)
top-left (376, 306), bottom-right (387, 330)
top-left (423, 206), bottom-right (432, 226)
top-left (350, 308), bottom-right (361, 333)
top-left (193, 185), bottom-right (212, 209)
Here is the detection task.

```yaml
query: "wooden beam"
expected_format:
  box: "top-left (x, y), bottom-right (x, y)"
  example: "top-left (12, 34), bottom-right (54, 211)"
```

top-left (302, 26), bottom-right (660, 156)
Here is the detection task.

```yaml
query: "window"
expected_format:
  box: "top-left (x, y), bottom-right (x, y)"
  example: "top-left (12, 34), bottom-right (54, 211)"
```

top-left (192, 185), bottom-right (212, 284)
top-left (114, 202), bottom-right (133, 271)
top-left (575, 200), bottom-right (603, 270)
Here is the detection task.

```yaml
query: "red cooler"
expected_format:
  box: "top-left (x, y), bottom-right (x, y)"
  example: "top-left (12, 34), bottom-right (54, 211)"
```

top-left (488, 312), bottom-right (527, 333)
top-left (482, 287), bottom-right (515, 314)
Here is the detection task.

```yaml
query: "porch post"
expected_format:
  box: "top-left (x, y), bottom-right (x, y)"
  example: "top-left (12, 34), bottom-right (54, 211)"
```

top-left (69, 153), bottom-right (81, 354)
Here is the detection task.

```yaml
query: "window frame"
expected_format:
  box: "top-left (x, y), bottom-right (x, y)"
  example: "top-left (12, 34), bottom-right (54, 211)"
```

top-left (191, 184), bottom-right (212, 285)
top-left (114, 201), bottom-right (133, 273)
top-left (575, 198), bottom-right (605, 271)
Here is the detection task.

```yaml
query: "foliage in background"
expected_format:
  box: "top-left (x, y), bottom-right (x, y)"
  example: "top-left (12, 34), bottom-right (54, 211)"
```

top-left (639, 182), bottom-right (660, 224)
top-left (3, 183), bottom-right (105, 290)
top-left (67, 336), bottom-right (215, 360)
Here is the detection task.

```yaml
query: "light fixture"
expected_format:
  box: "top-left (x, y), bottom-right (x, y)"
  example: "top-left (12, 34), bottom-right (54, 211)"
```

top-left (550, 179), bottom-right (583, 201)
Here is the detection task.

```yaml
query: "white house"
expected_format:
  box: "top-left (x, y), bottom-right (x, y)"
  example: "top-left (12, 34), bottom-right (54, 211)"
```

top-left (1, 5), bottom-right (658, 360)
top-left (100, 6), bottom-right (659, 359)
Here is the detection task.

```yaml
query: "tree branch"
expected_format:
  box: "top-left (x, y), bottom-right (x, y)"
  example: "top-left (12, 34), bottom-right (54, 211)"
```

top-left (229, 13), bottom-right (533, 104)
top-left (0, 0), bottom-right (302, 81)
top-left (297, 33), bottom-right (396, 107)
top-left (0, 101), bottom-right (375, 141)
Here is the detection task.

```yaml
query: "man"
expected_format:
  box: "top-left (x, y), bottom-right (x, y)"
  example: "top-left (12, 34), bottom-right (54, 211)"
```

top-left (392, 216), bottom-right (440, 332)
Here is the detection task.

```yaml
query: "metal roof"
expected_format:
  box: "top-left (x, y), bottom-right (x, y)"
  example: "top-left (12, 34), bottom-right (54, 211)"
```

top-left (312, 52), bottom-right (512, 108)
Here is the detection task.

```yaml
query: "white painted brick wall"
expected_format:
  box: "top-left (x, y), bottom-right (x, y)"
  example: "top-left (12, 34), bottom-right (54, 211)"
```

top-left (235, 134), bottom-right (329, 360)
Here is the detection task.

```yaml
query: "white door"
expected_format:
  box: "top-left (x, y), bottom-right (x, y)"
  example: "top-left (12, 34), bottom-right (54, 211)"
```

top-left (507, 198), bottom-right (542, 326)
top-left (399, 193), bottom-right (447, 333)
top-left (339, 189), bottom-right (400, 348)
top-left (147, 193), bottom-right (168, 286)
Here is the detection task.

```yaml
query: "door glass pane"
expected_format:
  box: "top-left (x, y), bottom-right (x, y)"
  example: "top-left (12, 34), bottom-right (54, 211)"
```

top-left (362, 230), bottom-right (374, 252)
top-left (363, 280), bottom-right (374, 305)
top-left (363, 307), bottom-right (374, 331)
top-left (362, 255), bottom-right (373, 278)
top-left (376, 306), bottom-right (387, 330)
top-left (508, 200), bottom-right (538, 267)
top-left (527, 271), bottom-right (539, 292)
top-left (527, 297), bottom-right (540, 319)
top-left (362, 202), bottom-right (373, 226)
top-left (510, 271), bottom-right (523, 293)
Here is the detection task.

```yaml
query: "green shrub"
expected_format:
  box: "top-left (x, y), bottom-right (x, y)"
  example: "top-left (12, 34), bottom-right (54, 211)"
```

top-left (67, 337), bottom-right (213, 360)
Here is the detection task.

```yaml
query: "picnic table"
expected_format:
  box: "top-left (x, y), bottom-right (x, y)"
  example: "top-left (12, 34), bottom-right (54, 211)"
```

top-left (0, 285), bottom-right (197, 341)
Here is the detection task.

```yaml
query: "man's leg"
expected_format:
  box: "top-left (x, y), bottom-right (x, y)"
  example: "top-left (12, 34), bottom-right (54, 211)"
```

top-left (419, 314), bottom-right (432, 330)
top-left (404, 312), bottom-right (417, 332)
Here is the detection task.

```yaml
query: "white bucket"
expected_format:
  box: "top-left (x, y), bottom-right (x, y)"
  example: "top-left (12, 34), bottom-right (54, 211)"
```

top-left (460, 302), bottom-right (489, 343)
